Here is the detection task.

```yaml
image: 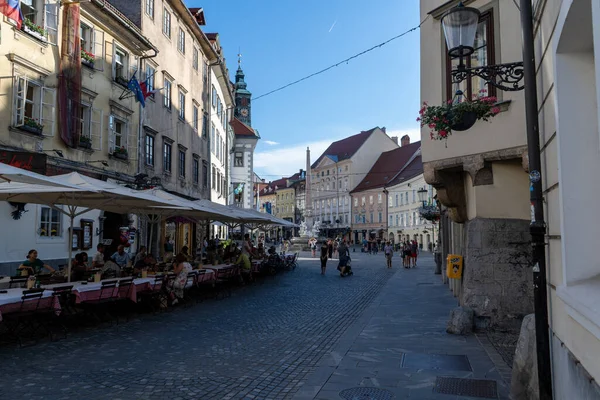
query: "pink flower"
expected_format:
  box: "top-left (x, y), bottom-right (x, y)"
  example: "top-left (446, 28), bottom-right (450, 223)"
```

top-left (416, 117), bottom-right (421, 122)
top-left (439, 130), bottom-right (448, 137)
top-left (433, 116), bottom-right (439, 121)
top-left (491, 107), bottom-right (500, 114)
top-left (428, 123), bottom-right (436, 129)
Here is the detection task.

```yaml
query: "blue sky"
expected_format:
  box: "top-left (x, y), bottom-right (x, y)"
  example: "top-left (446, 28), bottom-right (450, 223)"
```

top-left (189, 0), bottom-right (421, 179)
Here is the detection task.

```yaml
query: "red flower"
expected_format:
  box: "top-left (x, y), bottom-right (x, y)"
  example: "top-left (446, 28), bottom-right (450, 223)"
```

top-left (491, 107), bottom-right (500, 114)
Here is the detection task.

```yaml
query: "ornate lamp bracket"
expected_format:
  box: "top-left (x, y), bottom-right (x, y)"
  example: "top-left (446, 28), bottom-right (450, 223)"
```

top-left (452, 60), bottom-right (525, 92)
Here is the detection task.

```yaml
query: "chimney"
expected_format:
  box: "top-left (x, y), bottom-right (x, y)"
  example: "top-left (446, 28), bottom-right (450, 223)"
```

top-left (381, 126), bottom-right (386, 133)
top-left (401, 135), bottom-right (410, 147)
top-left (391, 136), bottom-right (399, 145)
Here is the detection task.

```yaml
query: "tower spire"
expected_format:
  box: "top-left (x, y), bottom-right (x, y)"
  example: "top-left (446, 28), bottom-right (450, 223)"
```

top-left (237, 48), bottom-right (242, 67)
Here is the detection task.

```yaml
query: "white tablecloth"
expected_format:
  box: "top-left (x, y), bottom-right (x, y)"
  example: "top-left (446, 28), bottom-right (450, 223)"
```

top-left (0, 288), bottom-right (53, 307)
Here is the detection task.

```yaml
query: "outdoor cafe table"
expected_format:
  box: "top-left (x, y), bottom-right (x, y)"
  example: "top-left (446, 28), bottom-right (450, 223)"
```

top-left (0, 288), bottom-right (61, 322)
top-left (149, 269), bottom-right (215, 287)
top-left (42, 277), bottom-right (156, 304)
top-left (204, 265), bottom-right (239, 279)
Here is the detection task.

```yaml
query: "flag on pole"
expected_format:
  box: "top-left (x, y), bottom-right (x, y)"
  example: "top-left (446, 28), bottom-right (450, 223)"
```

top-left (139, 80), bottom-right (161, 100)
top-left (127, 73), bottom-right (146, 108)
top-left (0, 0), bottom-right (23, 29)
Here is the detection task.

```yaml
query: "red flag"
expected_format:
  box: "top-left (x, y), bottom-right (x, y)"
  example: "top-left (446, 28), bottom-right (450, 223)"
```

top-left (0, 0), bottom-right (23, 29)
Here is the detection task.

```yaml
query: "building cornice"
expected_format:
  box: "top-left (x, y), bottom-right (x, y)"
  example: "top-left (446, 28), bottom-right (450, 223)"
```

top-left (8, 53), bottom-right (52, 76)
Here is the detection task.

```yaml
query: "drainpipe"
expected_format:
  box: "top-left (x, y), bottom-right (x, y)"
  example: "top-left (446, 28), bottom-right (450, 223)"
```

top-left (520, 0), bottom-right (553, 398)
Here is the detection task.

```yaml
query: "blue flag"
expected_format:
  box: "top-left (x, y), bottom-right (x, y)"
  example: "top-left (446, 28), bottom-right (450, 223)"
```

top-left (127, 73), bottom-right (145, 108)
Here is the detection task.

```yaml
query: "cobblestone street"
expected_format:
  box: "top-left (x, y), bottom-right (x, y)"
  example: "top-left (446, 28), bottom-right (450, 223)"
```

top-left (0, 252), bottom-right (395, 400)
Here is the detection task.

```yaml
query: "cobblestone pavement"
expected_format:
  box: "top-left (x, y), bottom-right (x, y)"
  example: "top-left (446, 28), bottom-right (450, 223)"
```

top-left (0, 252), bottom-right (396, 400)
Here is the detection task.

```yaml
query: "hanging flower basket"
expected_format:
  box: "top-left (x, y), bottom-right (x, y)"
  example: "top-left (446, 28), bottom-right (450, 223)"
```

top-left (19, 117), bottom-right (44, 136)
top-left (418, 90), bottom-right (501, 141)
top-left (419, 205), bottom-right (440, 222)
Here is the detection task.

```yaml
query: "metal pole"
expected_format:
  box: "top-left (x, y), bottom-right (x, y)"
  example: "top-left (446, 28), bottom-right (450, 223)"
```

top-left (520, 0), bottom-right (553, 398)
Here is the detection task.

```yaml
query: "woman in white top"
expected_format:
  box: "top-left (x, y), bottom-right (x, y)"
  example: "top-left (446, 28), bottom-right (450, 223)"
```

top-left (168, 254), bottom-right (192, 305)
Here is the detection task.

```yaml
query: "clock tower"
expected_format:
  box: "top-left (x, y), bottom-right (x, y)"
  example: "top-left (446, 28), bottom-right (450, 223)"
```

top-left (234, 54), bottom-right (252, 126)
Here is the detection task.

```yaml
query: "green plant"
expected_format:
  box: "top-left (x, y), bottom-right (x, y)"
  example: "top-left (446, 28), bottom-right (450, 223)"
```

top-left (23, 18), bottom-right (47, 37)
top-left (81, 50), bottom-right (95, 63)
top-left (24, 116), bottom-right (44, 130)
top-left (418, 90), bottom-right (500, 140)
top-left (113, 146), bottom-right (128, 155)
top-left (79, 135), bottom-right (91, 144)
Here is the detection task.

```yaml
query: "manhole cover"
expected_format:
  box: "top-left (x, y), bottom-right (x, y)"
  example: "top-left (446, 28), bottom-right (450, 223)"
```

top-left (433, 377), bottom-right (498, 398)
top-left (401, 353), bottom-right (472, 371)
top-left (339, 387), bottom-right (395, 400)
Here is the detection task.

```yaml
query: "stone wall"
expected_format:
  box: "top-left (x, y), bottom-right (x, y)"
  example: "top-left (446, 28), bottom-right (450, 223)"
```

top-left (461, 218), bottom-right (533, 328)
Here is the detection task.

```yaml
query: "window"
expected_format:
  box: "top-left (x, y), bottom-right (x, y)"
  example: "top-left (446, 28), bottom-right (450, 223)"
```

top-left (389, 215), bottom-right (393, 226)
top-left (178, 149), bottom-right (186, 178)
top-left (234, 152), bottom-right (243, 167)
top-left (114, 47), bottom-right (127, 80)
top-left (413, 212), bottom-right (417, 226)
top-left (211, 166), bottom-right (216, 189)
top-left (446, 10), bottom-right (496, 101)
top-left (193, 157), bottom-right (199, 184)
top-left (144, 64), bottom-right (155, 96)
top-left (108, 115), bottom-right (127, 155)
top-left (362, 215), bottom-right (366, 224)
top-left (217, 171), bottom-right (221, 193)
top-left (162, 8), bottom-right (171, 38)
top-left (378, 193), bottom-right (382, 204)
top-left (405, 192), bottom-right (409, 204)
top-left (145, 134), bottom-right (154, 166)
top-left (396, 215), bottom-right (399, 226)
top-left (369, 195), bottom-right (373, 204)
top-left (145, 0), bottom-right (154, 19)
top-left (178, 28), bottom-right (185, 54)
top-left (202, 161), bottom-right (208, 187)
top-left (80, 23), bottom-right (93, 53)
top-left (211, 85), bottom-right (217, 108)
top-left (211, 123), bottom-right (215, 153)
top-left (163, 78), bottom-right (172, 109)
top-left (193, 104), bottom-right (199, 131)
top-left (217, 100), bottom-right (222, 119)
top-left (202, 114), bottom-right (208, 138)
top-left (13, 77), bottom-right (55, 136)
top-left (178, 91), bottom-right (185, 120)
top-left (332, 181), bottom-right (336, 189)
top-left (378, 212), bottom-right (382, 223)
top-left (354, 198), bottom-right (358, 207)
top-left (193, 47), bottom-right (199, 71)
top-left (370, 213), bottom-right (374, 223)
top-left (202, 62), bottom-right (208, 82)
top-left (38, 206), bottom-right (61, 238)
top-left (412, 190), bottom-right (416, 203)
top-left (163, 142), bottom-right (172, 173)
top-left (345, 214), bottom-right (349, 224)
top-left (395, 194), bottom-right (399, 206)
top-left (361, 196), bottom-right (365, 205)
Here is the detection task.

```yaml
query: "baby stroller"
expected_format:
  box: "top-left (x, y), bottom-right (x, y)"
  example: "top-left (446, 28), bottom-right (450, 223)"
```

top-left (337, 256), bottom-right (353, 277)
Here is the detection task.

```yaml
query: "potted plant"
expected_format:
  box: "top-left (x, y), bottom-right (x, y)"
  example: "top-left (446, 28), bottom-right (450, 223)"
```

top-left (115, 76), bottom-right (129, 88)
top-left (113, 146), bottom-right (128, 160)
top-left (81, 50), bottom-right (95, 67)
top-left (22, 18), bottom-right (47, 41)
top-left (419, 205), bottom-right (441, 222)
top-left (79, 135), bottom-right (92, 149)
top-left (19, 116), bottom-right (44, 135)
top-left (418, 90), bottom-right (501, 141)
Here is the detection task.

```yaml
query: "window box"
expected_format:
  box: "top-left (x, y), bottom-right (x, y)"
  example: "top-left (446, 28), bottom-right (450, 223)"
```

top-left (78, 136), bottom-right (92, 149)
top-left (18, 117), bottom-right (44, 136)
top-left (22, 22), bottom-right (47, 42)
top-left (113, 151), bottom-right (127, 160)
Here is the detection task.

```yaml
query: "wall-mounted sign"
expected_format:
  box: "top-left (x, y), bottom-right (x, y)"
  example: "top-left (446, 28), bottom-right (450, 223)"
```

top-left (0, 151), bottom-right (47, 175)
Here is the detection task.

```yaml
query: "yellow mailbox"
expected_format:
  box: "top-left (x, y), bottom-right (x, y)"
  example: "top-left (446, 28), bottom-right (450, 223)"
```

top-left (446, 254), bottom-right (463, 279)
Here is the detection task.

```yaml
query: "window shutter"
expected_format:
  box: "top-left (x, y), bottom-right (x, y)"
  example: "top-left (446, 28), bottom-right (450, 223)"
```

top-left (127, 119), bottom-right (137, 158)
top-left (108, 115), bottom-right (115, 153)
top-left (111, 39), bottom-right (116, 79)
top-left (13, 77), bottom-right (26, 126)
top-left (44, 1), bottom-right (59, 44)
top-left (90, 107), bottom-right (103, 150)
top-left (93, 28), bottom-right (104, 71)
top-left (41, 87), bottom-right (55, 136)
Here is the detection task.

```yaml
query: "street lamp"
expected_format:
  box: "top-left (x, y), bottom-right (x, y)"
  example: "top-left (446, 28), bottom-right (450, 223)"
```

top-left (417, 187), bottom-right (428, 206)
top-left (442, 2), bottom-right (524, 91)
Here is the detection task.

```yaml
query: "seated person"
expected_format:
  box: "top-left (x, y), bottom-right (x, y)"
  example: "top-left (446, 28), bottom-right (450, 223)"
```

top-left (92, 243), bottom-right (106, 269)
top-left (72, 252), bottom-right (90, 281)
top-left (134, 254), bottom-right (156, 274)
top-left (18, 249), bottom-right (55, 276)
top-left (111, 245), bottom-right (131, 269)
top-left (176, 246), bottom-right (190, 262)
top-left (134, 246), bottom-right (148, 265)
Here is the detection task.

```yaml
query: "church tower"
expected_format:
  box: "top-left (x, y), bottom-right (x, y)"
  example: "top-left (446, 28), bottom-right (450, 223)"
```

top-left (234, 55), bottom-right (252, 126)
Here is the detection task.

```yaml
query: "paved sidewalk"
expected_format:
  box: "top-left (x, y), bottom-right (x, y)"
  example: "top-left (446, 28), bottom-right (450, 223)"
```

top-left (293, 253), bottom-right (511, 400)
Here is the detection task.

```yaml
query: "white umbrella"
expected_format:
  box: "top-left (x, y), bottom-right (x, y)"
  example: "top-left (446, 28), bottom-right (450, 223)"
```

top-left (0, 162), bottom-right (80, 186)
top-left (0, 172), bottom-right (183, 281)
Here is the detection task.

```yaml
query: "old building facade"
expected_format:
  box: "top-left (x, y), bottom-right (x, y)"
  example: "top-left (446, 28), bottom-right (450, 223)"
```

top-left (420, 0), bottom-right (533, 328)
top-left (0, 0), bottom-right (157, 273)
top-left (310, 127), bottom-right (398, 240)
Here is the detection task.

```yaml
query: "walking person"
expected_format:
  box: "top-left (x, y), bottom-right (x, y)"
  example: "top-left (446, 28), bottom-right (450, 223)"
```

top-left (411, 240), bottom-right (419, 267)
top-left (403, 242), bottom-right (411, 269)
top-left (384, 241), bottom-right (393, 268)
top-left (338, 239), bottom-right (351, 276)
top-left (327, 239), bottom-right (333, 259)
top-left (320, 240), bottom-right (329, 275)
